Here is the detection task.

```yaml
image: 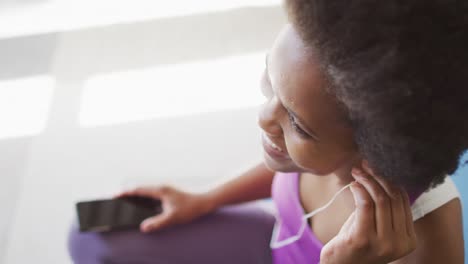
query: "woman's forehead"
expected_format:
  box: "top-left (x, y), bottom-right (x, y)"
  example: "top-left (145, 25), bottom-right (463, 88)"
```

top-left (270, 25), bottom-right (311, 76)
top-left (269, 25), bottom-right (349, 129)
top-left (270, 28), bottom-right (329, 108)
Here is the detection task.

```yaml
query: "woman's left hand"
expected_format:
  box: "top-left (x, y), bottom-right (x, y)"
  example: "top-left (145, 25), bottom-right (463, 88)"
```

top-left (320, 162), bottom-right (417, 264)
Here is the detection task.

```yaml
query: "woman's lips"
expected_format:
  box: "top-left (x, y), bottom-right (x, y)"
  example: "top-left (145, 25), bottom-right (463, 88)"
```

top-left (262, 133), bottom-right (290, 160)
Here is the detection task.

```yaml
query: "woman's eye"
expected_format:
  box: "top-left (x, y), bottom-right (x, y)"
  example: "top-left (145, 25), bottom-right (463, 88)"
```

top-left (287, 112), bottom-right (309, 137)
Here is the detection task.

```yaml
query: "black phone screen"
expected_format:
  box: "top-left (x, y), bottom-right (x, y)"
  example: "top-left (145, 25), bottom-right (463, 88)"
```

top-left (76, 197), bottom-right (162, 232)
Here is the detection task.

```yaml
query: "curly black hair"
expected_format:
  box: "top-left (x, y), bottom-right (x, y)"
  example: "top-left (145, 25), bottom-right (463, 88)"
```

top-left (285, 0), bottom-right (468, 191)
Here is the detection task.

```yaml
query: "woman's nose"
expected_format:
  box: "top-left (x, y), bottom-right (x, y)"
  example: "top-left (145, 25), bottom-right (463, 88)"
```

top-left (258, 97), bottom-right (283, 137)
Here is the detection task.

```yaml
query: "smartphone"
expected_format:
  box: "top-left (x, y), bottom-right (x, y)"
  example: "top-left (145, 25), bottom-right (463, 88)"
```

top-left (76, 197), bottom-right (163, 232)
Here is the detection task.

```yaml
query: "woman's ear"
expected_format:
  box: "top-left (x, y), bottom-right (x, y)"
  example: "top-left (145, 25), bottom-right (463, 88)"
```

top-left (361, 160), bottom-right (376, 176)
top-left (350, 157), bottom-right (377, 177)
top-left (350, 155), bottom-right (365, 173)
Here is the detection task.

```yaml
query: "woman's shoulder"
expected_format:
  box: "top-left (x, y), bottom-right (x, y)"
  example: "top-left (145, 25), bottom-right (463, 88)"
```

top-left (411, 177), bottom-right (460, 221)
top-left (398, 181), bottom-right (463, 263)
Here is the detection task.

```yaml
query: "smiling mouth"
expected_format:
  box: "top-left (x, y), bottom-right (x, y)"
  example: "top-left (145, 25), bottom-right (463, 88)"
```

top-left (263, 133), bottom-right (284, 152)
top-left (261, 133), bottom-right (292, 161)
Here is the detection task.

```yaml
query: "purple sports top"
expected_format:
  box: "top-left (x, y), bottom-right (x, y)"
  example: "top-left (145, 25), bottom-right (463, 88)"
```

top-left (271, 172), bottom-right (421, 264)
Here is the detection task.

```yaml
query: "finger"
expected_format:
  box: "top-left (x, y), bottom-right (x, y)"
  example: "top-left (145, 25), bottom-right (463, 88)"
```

top-left (340, 211), bottom-right (356, 234)
top-left (363, 166), bottom-right (406, 234)
top-left (401, 189), bottom-right (415, 237)
top-left (350, 181), bottom-right (376, 236)
top-left (388, 187), bottom-right (408, 237)
top-left (119, 186), bottom-right (170, 199)
top-left (140, 212), bottom-right (172, 232)
top-left (362, 160), bottom-right (401, 200)
top-left (361, 160), bottom-right (376, 176)
top-left (352, 169), bottom-right (392, 238)
top-left (113, 191), bottom-right (135, 198)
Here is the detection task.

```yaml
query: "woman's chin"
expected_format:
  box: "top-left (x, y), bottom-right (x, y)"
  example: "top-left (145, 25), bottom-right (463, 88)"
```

top-left (263, 152), bottom-right (297, 172)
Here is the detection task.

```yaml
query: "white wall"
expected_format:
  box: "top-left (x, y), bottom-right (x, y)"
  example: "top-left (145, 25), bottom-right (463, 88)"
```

top-left (1, 5), bottom-right (286, 263)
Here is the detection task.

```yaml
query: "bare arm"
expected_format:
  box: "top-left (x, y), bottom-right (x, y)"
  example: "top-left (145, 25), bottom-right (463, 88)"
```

top-left (204, 162), bottom-right (275, 211)
top-left (391, 198), bottom-right (464, 264)
top-left (121, 162), bottom-right (276, 232)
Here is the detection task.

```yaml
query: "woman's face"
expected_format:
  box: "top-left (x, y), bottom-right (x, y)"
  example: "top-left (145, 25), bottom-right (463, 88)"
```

top-left (259, 24), bottom-right (358, 175)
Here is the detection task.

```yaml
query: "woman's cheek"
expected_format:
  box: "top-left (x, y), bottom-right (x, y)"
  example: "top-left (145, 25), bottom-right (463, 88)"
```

top-left (287, 139), bottom-right (321, 171)
top-left (287, 140), bottom-right (340, 175)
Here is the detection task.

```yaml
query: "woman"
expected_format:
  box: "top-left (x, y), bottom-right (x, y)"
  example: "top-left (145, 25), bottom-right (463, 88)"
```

top-left (69, 1), bottom-right (467, 263)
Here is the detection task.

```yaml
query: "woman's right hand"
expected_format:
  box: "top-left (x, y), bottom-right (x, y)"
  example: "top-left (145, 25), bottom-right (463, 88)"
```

top-left (117, 186), bottom-right (216, 233)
